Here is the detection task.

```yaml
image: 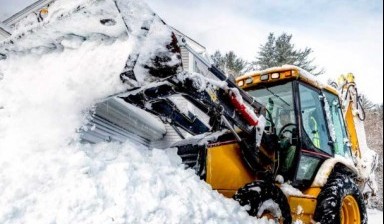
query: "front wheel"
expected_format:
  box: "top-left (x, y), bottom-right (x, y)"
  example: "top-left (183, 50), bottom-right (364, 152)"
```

top-left (233, 180), bottom-right (291, 224)
top-left (314, 173), bottom-right (367, 224)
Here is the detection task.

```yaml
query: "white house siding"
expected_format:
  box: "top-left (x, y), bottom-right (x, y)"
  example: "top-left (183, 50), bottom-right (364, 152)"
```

top-left (180, 46), bottom-right (190, 71)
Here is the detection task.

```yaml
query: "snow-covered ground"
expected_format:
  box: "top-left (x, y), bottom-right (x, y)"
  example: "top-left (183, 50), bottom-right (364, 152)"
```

top-left (368, 209), bottom-right (383, 224)
top-left (0, 0), bottom-right (382, 223)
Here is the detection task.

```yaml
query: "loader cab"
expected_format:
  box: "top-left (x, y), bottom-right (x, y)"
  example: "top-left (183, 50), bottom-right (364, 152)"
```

top-left (237, 67), bottom-right (352, 189)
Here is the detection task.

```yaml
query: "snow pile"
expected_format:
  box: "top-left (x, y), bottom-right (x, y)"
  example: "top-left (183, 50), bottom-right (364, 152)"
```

top-left (0, 36), bottom-right (260, 223)
top-left (0, 0), bottom-right (259, 223)
top-left (0, 138), bottom-right (260, 224)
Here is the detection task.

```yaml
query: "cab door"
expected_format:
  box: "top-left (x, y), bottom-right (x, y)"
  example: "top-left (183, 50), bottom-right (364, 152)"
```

top-left (292, 83), bottom-right (333, 188)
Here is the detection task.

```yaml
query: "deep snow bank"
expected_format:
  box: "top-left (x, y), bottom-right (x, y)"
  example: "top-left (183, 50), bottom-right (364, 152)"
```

top-left (0, 0), bottom-right (258, 223)
top-left (0, 31), bottom-right (255, 223)
top-left (0, 36), bottom-right (258, 223)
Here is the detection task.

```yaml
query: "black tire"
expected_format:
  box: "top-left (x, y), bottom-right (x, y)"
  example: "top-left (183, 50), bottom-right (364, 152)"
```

top-left (314, 173), bottom-right (367, 224)
top-left (233, 180), bottom-right (291, 224)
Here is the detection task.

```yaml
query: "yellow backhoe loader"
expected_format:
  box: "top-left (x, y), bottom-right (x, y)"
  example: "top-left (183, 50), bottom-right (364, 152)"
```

top-left (0, 0), bottom-right (377, 223)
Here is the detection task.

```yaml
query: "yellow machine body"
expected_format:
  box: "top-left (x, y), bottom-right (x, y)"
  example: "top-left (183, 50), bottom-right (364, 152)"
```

top-left (205, 138), bottom-right (324, 223)
top-left (205, 142), bottom-right (256, 198)
top-left (202, 66), bottom-right (362, 223)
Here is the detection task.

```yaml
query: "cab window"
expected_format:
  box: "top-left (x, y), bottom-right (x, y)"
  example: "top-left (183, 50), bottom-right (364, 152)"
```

top-left (299, 84), bottom-right (332, 155)
top-left (247, 82), bottom-right (295, 134)
top-left (324, 91), bottom-right (352, 158)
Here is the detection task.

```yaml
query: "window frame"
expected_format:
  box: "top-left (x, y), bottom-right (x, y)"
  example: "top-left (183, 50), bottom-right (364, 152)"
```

top-left (291, 81), bottom-right (334, 188)
top-left (297, 82), bottom-right (334, 155)
top-left (323, 90), bottom-right (353, 158)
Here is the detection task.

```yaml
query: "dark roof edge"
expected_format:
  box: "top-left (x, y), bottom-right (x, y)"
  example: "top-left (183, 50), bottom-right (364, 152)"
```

top-left (0, 22), bottom-right (10, 35)
top-left (170, 27), bottom-right (206, 50)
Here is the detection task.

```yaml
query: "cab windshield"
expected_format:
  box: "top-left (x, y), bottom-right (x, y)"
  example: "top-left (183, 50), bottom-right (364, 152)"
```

top-left (247, 82), bottom-right (295, 135)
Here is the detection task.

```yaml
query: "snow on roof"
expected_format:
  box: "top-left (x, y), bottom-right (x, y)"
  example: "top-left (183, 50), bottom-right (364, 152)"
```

top-left (242, 64), bottom-right (301, 77)
top-left (239, 64), bottom-right (338, 93)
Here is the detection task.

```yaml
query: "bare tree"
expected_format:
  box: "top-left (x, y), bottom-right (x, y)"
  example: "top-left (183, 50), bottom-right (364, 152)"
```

top-left (364, 104), bottom-right (383, 210)
top-left (360, 94), bottom-right (375, 110)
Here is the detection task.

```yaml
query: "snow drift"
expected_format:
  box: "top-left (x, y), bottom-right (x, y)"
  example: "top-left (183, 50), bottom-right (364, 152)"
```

top-left (0, 0), bottom-right (258, 223)
top-left (0, 34), bottom-right (259, 222)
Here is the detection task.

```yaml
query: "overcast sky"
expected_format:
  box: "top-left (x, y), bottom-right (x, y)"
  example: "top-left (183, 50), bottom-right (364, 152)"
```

top-left (1, 0), bottom-right (383, 104)
top-left (0, 0), bottom-right (36, 20)
top-left (147, 0), bottom-right (383, 104)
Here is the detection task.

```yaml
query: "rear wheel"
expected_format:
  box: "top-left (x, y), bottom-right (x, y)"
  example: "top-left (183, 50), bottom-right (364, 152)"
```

top-left (314, 173), bottom-right (367, 224)
top-left (233, 180), bottom-right (291, 224)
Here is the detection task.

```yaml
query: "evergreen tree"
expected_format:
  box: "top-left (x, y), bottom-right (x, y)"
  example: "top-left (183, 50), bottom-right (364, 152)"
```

top-left (254, 33), bottom-right (324, 76)
top-left (211, 51), bottom-right (225, 70)
top-left (256, 33), bottom-right (276, 70)
top-left (211, 50), bottom-right (247, 77)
